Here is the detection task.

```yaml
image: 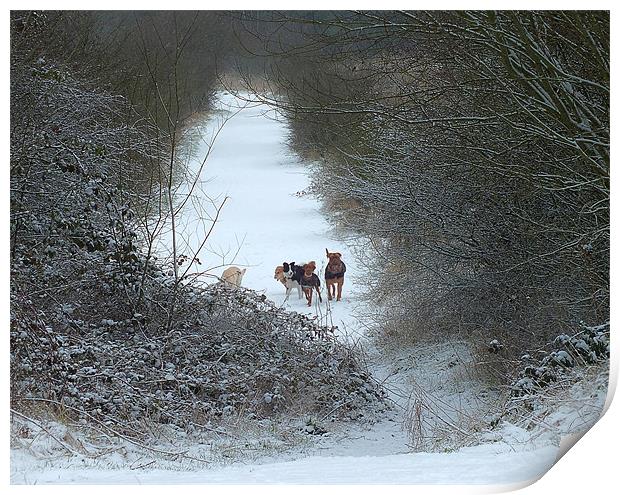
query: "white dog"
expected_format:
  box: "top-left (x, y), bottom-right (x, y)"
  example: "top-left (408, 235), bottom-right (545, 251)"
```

top-left (274, 263), bottom-right (303, 300)
top-left (221, 266), bottom-right (246, 287)
top-left (283, 268), bottom-right (303, 300)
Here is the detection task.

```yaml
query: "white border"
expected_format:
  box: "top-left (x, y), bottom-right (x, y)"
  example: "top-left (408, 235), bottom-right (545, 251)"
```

top-left (3, 3), bottom-right (617, 494)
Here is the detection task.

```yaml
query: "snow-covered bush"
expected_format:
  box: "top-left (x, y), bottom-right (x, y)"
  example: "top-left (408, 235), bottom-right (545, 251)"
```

top-left (11, 283), bottom-right (386, 437)
top-left (511, 322), bottom-right (610, 397)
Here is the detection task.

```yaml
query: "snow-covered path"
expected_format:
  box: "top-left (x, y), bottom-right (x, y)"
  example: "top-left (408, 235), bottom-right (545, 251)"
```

top-left (169, 93), bottom-right (365, 336)
top-left (10, 92), bottom-right (563, 486)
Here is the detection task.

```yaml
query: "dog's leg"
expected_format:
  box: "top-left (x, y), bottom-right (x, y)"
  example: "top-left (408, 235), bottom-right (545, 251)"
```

top-left (337, 279), bottom-right (343, 301)
top-left (297, 284), bottom-right (303, 299)
top-left (303, 288), bottom-right (310, 306)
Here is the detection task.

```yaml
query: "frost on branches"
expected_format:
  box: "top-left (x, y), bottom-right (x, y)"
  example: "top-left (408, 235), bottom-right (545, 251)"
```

top-left (10, 35), bottom-right (385, 442)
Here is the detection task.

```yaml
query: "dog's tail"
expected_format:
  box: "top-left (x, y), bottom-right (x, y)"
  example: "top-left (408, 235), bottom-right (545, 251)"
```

top-left (326, 248), bottom-right (329, 257)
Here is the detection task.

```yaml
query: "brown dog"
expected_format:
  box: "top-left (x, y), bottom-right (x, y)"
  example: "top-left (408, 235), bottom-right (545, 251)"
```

top-left (325, 249), bottom-right (346, 301)
top-left (300, 261), bottom-right (322, 306)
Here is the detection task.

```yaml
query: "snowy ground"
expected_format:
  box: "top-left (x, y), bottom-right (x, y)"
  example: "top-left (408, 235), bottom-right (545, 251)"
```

top-left (9, 92), bottom-right (607, 487)
top-left (11, 441), bottom-right (557, 485)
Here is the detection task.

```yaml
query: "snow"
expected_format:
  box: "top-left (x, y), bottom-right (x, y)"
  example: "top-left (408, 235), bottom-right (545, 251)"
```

top-left (9, 91), bottom-right (608, 487)
top-left (12, 442), bottom-right (557, 485)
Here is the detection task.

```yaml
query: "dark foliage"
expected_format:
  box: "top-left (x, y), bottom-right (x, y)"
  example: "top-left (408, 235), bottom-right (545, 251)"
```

top-left (511, 322), bottom-right (610, 396)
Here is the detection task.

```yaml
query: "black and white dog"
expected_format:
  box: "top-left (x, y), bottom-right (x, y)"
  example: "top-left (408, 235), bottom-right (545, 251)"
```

top-left (282, 261), bottom-right (305, 300)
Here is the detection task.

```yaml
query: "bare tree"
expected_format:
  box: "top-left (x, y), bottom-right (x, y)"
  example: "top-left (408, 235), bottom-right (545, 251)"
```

top-left (231, 10), bottom-right (609, 372)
